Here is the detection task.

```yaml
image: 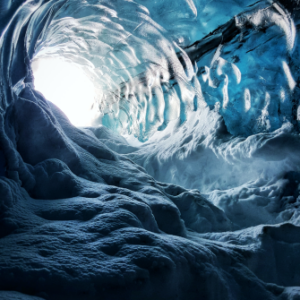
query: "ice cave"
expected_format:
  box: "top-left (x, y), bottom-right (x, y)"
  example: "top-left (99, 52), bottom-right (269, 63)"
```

top-left (0, 0), bottom-right (300, 299)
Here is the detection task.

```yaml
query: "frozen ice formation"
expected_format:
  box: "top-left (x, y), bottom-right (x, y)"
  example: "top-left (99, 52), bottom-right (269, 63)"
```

top-left (0, 0), bottom-right (300, 299)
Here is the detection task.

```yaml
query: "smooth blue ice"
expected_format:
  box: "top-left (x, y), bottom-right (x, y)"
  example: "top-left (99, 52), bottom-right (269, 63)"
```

top-left (0, 0), bottom-right (300, 299)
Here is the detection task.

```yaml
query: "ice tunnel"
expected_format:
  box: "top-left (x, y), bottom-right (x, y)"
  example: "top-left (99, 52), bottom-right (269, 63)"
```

top-left (0, 0), bottom-right (300, 299)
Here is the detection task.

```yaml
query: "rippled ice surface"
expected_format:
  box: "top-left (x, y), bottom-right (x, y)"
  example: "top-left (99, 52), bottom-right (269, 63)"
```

top-left (31, 0), bottom-right (300, 220)
top-left (31, 0), bottom-right (300, 227)
top-left (32, 0), bottom-right (299, 138)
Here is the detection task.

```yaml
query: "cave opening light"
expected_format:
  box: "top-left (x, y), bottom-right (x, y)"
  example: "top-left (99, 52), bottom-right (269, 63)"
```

top-left (32, 57), bottom-right (96, 127)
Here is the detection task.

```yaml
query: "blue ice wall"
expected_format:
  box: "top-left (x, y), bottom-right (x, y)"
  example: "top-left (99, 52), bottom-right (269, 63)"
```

top-left (27, 0), bottom-right (300, 141)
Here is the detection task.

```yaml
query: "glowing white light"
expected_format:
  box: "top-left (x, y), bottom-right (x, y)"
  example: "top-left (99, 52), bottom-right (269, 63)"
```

top-left (222, 74), bottom-right (229, 109)
top-left (282, 61), bottom-right (296, 91)
top-left (32, 58), bottom-right (95, 127)
top-left (244, 88), bottom-right (251, 112)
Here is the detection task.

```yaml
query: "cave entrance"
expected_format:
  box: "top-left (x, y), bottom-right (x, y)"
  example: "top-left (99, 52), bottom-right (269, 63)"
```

top-left (32, 57), bottom-right (96, 127)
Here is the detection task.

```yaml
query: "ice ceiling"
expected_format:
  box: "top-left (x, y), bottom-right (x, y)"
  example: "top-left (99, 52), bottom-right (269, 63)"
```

top-left (30, 0), bottom-right (299, 140)
top-left (0, 0), bottom-right (300, 299)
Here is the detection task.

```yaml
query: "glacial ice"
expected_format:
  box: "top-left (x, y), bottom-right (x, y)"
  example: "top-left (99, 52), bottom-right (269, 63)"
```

top-left (0, 0), bottom-right (300, 299)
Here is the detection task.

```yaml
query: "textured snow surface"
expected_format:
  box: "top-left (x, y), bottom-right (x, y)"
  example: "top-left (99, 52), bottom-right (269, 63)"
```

top-left (0, 0), bottom-right (300, 299)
